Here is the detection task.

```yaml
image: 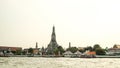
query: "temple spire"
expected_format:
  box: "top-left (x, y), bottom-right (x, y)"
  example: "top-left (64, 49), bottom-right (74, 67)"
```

top-left (53, 26), bottom-right (55, 33)
top-left (51, 26), bottom-right (56, 42)
top-left (69, 42), bottom-right (71, 48)
top-left (36, 42), bottom-right (38, 49)
top-left (46, 26), bottom-right (59, 55)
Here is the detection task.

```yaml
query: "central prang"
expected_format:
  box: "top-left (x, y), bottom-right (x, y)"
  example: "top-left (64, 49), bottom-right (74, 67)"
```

top-left (46, 26), bottom-right (59, 55)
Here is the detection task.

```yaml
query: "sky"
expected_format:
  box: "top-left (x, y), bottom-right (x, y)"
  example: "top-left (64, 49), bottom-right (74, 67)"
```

top-left (0, 0), bottom-right (120, 49)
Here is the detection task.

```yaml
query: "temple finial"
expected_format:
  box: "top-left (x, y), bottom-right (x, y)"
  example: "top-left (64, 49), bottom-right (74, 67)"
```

top-left (53, 25), bottom-right (55, 33)
top-left (36, 42), bottom-right (38, 49)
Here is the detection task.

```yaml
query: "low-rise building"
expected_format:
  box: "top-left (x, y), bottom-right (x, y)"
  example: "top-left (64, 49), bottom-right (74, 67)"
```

top-left (0, 46), bottom-right (22, 56)
top-left (107, 48), bottom-right (120, 55)
top-left (24, 48), bottom-right (41, 55)
top-left (113, 44), bottom-right (120, 48)
top-left (106, 44), bottom-right (120, 55)
top-left (74, 51), bottom-right (82, 57)
top-left (63, 51), bottom-right (73, 57)
top-left (81, 50), bottom-right (96, 58)
top-left (0, 46), bottom-right (22, 52)
top-left (23, 42), bottom-right (42, 55)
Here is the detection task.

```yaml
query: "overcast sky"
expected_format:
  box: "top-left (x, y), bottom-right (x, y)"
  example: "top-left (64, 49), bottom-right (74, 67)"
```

top-left (0, 0), bottom-right (120, 48)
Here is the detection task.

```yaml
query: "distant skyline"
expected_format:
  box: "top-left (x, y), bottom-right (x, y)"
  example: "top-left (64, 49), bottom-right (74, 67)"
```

top-left (0, 0), bottom-right (120, 48)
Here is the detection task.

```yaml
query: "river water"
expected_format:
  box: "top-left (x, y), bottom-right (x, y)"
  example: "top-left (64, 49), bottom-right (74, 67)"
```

top-left (0, 57), bottom-right (120, 68)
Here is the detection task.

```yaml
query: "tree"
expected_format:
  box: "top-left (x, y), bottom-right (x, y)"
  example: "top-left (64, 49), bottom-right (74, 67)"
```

top-left (16, 50), bottom-right (22, 55)
top-left (28, 48), bottom-right (33, 54)
top-left (79, 49), bottom-right (85, 53)
top-left (93, 44), bottom-right (106, 55)
top-left (66, 47), bottom-right (78, 53)
top-left (95, 48), bottom-right (106, 55)
top-left (11, 51), bottom-right (16, 55)
top-left (57, 46), bottom-right (65, 55)
top-left (54, 48), bottom-right (59, 55)
top-left (22, 51), bottom-right (26, 55)
top-left (85, 46), bottom-right (93, 51)
top-left (105, 47), bottom-right (108, 52)
top-left (54, 46), bottom-right (65, 55)
top-left (93, 44), bottom-right (101, 51)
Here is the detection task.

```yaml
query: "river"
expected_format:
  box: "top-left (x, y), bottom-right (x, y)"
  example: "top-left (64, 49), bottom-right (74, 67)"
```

top-left (0, 57), bottom-right (119, 68)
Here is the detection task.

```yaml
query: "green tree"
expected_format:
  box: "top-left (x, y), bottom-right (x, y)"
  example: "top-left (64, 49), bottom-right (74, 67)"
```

top-left (54, 48), bottom-right (59, 55)
top-left (28, 48), bottom-right (33, 54)
top-left (11, 51), bottom-right (16, 55)
top-left (105, 47), bottom-right (108, 52)
top-left (93, 44), bottom-right (101, 51)
top-left (22, 51), bottom-right (26, 55)
top-left (85, 46), bottom-right (93, 51)
top-left (16, 50), bottom-right (22, 55)
top-left (57, 46), bottom-right (65, 55)
top-left (79, 49), bottom-right (85, 53)
top-left (54, 46), bottom-right (65, 55)
top-left (95, 48), bottom-right (106, 55)
top-left (66, 47), bottom-right (78, 53)
top-left (93, 44), bottom-right (106, 55)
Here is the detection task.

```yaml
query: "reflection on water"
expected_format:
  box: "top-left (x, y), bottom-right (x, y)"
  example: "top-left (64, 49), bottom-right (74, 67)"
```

top-left (0, 57), bottom-right (120, 68)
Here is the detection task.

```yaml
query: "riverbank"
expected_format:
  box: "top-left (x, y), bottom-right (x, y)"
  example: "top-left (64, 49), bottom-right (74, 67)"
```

top-left (0, 55), bottom-right (64, 57)
top-left (1, 55), bottom-right (120, 58)
top-left (96, 55), bottom-right (120, 58)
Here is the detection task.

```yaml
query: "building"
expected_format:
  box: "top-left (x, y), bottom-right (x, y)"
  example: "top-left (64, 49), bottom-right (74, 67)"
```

top-left (33, 42), bottom-right (40, 55)
top-left (107, 44), bottom-right (120, 55)
top-left (23, 42), bottom-right (41, 55)
top-left (113, 44), bottom-right (120, 48)
top-left (0, 46), bottom-right (22, 52)
top-left (86, 51), bottom-right (96, 55)
top-left (63, 51), bottom-right (73, 57)
top-left (80, 50), bottom-right (96, 58)
top-left (0, 46), bottom-right (22, 56)
top-left (74, 51), bottom-right (82, 57)
top-left (46, 26), bottom-right (59, 55)
top-left (107, 48), bottom-right (120, 55)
